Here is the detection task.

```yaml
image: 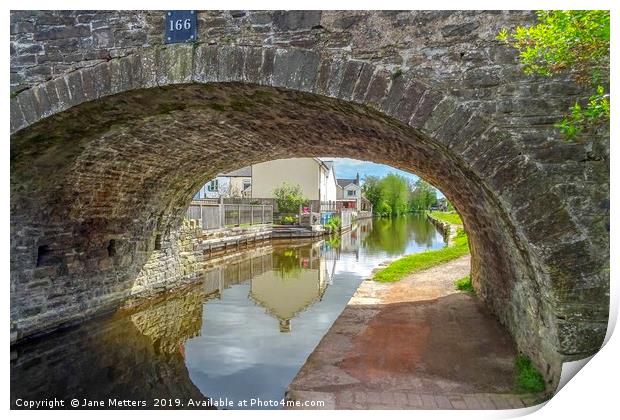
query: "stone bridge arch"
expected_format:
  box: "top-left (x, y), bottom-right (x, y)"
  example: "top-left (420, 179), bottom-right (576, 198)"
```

top-left (10, 11), bottom-right (609, 390)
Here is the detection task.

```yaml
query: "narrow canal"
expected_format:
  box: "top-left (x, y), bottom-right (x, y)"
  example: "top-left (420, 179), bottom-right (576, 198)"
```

top-left (11, 213), bottom-right (446, 409)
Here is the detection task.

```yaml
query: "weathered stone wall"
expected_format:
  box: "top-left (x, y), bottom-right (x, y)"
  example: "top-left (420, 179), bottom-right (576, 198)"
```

top-left (129, 220), bottom-right (204, 301)
top-left (12, 11), bottom-right (607, 140)
top-left (10, 10), bottom-right (609, 390)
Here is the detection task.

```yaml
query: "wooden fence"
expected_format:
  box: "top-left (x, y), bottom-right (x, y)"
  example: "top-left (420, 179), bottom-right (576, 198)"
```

top-left (186, 200), bottom-right (273, 230)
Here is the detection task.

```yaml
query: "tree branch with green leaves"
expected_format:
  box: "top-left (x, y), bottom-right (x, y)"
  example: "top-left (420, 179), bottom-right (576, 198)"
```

top-left (497, 10), bottom-right (610, 140)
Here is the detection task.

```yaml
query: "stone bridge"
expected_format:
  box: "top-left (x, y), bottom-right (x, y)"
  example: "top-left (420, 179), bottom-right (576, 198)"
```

top-left (10, 10), bottom-right (609, 390)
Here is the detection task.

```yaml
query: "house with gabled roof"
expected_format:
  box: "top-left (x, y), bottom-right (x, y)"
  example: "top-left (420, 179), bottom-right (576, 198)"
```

top-left (194, 166), bottom-right (252, 199)
top-left (336, 173), bottom-right (372, 212)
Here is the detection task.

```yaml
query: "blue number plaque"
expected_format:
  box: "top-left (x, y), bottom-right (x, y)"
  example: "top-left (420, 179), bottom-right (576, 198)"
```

top-left (165, 11), bottom-right (197, 44)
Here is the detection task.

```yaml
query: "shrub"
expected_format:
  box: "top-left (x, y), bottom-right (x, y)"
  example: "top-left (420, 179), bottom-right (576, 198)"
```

top-left (455, 275), bottom-right (475, 293)
top-left (325, 216), bottom-right (341, 231)
top-left (280, 215), bottom-right (296, 225)
top-left (377, 201), bottom-right (392, 217)
top-left (515, 354), bottom-right (546, 393)
top-left (273, 182), bottom-right (308, 214)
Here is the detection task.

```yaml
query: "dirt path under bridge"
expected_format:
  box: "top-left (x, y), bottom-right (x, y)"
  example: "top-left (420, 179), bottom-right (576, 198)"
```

top-left (285, 255), bottom-right (541, 409)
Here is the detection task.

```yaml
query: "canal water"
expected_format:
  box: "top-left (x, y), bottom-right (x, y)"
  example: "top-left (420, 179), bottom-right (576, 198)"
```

top-left (11, 213), bottom-right (446, 409)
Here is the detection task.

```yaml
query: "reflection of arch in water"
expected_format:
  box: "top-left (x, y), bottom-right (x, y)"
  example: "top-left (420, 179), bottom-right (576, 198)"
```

top-left (129, 285), bottom-right (205, 354)
top-left (11, 286), bottom-right (208, 407)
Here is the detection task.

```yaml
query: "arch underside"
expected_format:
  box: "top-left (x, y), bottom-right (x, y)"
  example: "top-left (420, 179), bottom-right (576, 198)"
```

top-left (10, 77), bottom-right (608, 389)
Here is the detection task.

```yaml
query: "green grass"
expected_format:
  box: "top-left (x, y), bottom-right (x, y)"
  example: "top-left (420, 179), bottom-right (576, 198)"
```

top-left (455, 275), bottom-right (475, 293)
top-left (374, 228), bottom-right (469, 283)
top-left (515, 354), bottom-right (546, 393)
top-left (429, 211), bottom-right (463, 225)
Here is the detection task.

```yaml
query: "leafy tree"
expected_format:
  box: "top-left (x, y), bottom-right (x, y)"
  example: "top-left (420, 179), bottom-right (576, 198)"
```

top-left (361, 175), bottom-right (382, 211)
top-left (409, 179), bottom-right (438, 210)
top-left (273, 182), bottom-right (308, 214)
top-left (379, 174), bottom-right (410, 216)
top-left (363, 174), bottom-right (442, 216)
top-left (497, 11), bottom-right (610, 140)
top-left (376, 201), bottom-right (392, 217)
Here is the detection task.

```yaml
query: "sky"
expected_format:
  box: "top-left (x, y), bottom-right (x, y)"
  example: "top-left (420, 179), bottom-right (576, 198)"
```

top-left (322, 157), bottom-right (419, 182)
top-left (322, 157), bottom-right (444, 197)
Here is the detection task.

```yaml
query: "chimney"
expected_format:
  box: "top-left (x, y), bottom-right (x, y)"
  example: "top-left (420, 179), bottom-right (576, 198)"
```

top-left (356, 172), bottom-right (360, 185)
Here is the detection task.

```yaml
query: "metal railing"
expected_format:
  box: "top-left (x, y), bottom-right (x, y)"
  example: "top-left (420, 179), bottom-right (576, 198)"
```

top-left (186, 200), bottom-right (273, 230)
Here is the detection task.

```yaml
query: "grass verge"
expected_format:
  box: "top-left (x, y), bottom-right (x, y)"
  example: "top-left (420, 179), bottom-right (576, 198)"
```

top-left (374, 228), bottom-right (469, 283)
top-left (429, 211), bottom-right (463, 225)
top-left (515, 354), bottom-right (546, 393)
top-left (455, 275), bottom-right (475, 294)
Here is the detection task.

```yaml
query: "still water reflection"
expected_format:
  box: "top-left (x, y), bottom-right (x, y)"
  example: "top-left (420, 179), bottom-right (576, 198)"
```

top-left (11, 214), bottom-right (445, 409)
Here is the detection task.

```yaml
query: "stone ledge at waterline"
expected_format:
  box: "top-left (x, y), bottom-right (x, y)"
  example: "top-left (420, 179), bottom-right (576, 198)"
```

top-left (426, 213), bottom-right (461, 246)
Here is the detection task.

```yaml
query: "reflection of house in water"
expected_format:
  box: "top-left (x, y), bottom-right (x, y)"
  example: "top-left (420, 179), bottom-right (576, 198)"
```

top-left (337, 218), bottom-right (373, 260)
top-left (202, 246), bottom-right (274, 297)
top-left (250, 242), bottom-right (328, 332)
top-left (200, 241), bottom-right (340, 333)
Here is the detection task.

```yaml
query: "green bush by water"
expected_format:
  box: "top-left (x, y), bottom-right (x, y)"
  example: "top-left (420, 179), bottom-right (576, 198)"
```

top-left (325, 216), bottom-right (341, 231)
top-left (280, 215), bottom-right (296, 225)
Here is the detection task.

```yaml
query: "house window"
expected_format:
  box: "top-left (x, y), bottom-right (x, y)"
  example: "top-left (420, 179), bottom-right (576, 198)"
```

top-left (347, 189), bottom-right (356, 197)
top-left (243, 180), bottom-right (251, 190)
top-left (207, 179), bottom-right (219, 192)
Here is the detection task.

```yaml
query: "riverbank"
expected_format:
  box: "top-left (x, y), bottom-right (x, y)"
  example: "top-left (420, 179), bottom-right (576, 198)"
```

top-left (426, 211), bottom-right (462, 245)
top-left (285, 254), bottom-right (542, 409)
top-left (372, 212), bottom-right (468, 283)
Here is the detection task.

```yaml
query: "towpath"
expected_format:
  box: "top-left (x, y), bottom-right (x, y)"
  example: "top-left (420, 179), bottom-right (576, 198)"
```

top-left (286, 255), bottom-right (541, 409)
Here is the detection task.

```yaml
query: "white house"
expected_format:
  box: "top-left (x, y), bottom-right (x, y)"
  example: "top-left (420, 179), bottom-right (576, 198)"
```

top-left (194, 166), bottom-right (252, 199)
top-left (335, 173), bottom-right (373, 212)
top-left (251, 158), bottom-right (338, 202)
top-left (336, 174), bottom-right (361, 209)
